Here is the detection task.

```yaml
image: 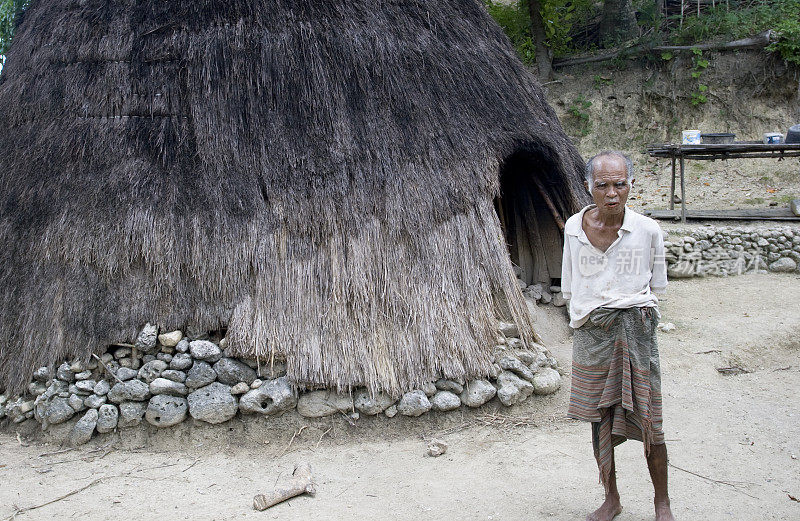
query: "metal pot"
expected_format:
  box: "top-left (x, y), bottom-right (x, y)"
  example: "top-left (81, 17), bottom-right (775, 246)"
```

top-left (786, 124), bottom-right (800, 144)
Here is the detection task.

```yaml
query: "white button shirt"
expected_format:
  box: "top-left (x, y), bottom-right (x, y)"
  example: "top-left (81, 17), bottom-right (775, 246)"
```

top-left (561, 205), bottom-right (667, 328)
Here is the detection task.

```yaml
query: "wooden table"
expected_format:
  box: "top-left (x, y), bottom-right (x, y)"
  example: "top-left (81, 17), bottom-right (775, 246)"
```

top-left (646, 143), bottom-right (800, 222)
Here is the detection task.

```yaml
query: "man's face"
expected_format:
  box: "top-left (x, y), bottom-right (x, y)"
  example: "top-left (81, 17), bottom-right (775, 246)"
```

top-left (585, 156), bottom-right (631, 216)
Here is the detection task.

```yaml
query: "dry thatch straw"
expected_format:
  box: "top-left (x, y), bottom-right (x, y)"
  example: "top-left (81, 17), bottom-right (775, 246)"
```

top-left (0, 0), bottom-right (589, 396)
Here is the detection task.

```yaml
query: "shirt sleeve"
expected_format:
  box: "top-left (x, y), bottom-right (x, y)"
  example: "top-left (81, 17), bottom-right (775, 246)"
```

top-left (650, 229), bottom-right (668, 294)
top-left (561, 233), bottom-right (572, 299)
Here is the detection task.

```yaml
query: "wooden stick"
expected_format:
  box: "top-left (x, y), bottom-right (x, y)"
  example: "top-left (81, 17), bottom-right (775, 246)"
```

top-left (530, 177), bottom-right (565, 230)
top-left (253, 462), bottom-right (316, 511)
top-left (92, 354), bottom-right (124, 385)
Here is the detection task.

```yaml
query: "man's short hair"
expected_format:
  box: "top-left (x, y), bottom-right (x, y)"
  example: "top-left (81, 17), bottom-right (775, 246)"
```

top-left (585, 151), bottom-right (634, 186)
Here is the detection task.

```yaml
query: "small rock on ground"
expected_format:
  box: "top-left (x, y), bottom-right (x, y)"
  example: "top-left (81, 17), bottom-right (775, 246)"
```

top-left (426, 438), bottom-right (448, 457)
top-left (69, 409), bottom-right (98, 446)
top-left (397, 390), bottom-right (431, 417)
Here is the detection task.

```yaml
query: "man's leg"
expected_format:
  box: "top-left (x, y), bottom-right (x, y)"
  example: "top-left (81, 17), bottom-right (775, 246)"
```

top-left (645, 443), bottom-right (675, 521)
top-left (587, 448), bottom-right (623, 521)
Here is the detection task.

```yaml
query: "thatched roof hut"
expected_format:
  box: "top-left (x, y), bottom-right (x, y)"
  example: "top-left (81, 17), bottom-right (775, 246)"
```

top-left (0, 0), bottom-right (588, 396)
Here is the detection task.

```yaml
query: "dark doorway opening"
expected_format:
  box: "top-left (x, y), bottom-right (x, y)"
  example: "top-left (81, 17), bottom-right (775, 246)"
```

top-left (495, 151), bottom-right (565, 288)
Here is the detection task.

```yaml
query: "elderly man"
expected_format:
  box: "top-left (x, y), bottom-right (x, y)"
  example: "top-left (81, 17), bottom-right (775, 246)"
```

top-left (561, 151), bottom-right (674, 521)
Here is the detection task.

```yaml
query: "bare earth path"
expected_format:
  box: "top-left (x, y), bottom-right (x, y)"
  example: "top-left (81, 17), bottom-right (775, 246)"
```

top-left (2, 273), bottom-right (799, 521)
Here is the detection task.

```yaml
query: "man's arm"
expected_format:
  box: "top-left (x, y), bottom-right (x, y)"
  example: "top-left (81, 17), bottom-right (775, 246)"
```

top-left (561, 234), bottom-right (573, 299)
top-left (650, 229), bottom-right (667, 294)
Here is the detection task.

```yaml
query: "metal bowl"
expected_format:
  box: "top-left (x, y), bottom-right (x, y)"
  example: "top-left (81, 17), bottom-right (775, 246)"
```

top-left (700, 132), bottom-right (735, 144)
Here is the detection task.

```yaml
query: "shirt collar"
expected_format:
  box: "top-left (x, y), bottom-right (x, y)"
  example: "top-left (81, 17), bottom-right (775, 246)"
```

top-left (565, 205), bottom-right (635, 237)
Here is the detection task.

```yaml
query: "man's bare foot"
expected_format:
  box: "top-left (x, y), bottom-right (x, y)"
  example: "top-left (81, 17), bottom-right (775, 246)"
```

top-left (655, 499), bottom-right (675, 521)
top-left (586, 495), bottom-right (623, 521)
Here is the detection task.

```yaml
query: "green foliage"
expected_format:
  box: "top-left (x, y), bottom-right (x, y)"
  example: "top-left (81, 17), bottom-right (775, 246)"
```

top-left (1, 0), bottom-right (28, 71)
top-left (567, 94), bottom-right (592, 135)
top-left (673, 0), bottom-right (800, 64)
top-left (689, 48), bottom-right (710, 106)
top-left (484, 0), bottom-right (594, 60)
top-left (592, 74), bottom-right (613, 90)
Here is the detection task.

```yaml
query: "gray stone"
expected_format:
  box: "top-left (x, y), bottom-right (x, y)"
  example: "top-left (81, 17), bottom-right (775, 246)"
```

top-left (497, 355), bottom-right (535, 382)
top-left (69, 409), bottom-right (97, 446)
top-left (668, 261), bottom-right (694, 278)
top-left (532, 368), bottom-right (562, 395)
top-left (118, 401), bottom-right (148, 428)
top-left (84, 394), bottom-right (107, 409)
top-left (135, 323), bottom-right (159, 353)
top-left (158, 330), bottom-right (183, 347)
top-left (524, 283), bottom-right (543, 301)
top-left (169, 353), bottom-right (193, 370)
top-left (69, 384), bottom-right (89, 396)
top-left (175, 338), bottom-right (190, 353)
top-left (94, 380), bottom-right (110, 396)
top-left (156, 353), bottom-right (173, 363)
top-left (187, 382), bottom-right (238, 424)
top-left (239, 377), bottom-right (297, 415)
top-left (213, 358), bottom-right (258, 386)
top-left (189, 340), bottom-right (222, 363)
top-left (113, 347), bottom-right (132, 359)
top-left (460, 380), bottom-right (496, 407)
top-left (384, 404), bottom-right (398, 418)
top-left (498, 321), bottom-right (519, 338)
top-left (552, 292), bottom-right (568, 307)
top-left (107, 380), bottom-right (151, 403)
top-left (430, 391), bottom-right (461, 411)
top-left (353, 389), bottom-right (395, 415)
top-left (116, 367), bottom-right (138, 381)
top-left (68, 393), bottom-right (86, 412)
top-left (250, 379), bottom-right (263, 389)
top-left (230, 382), bottom-right (250, 395)
top-left (495, 371), bottom-right (534, 406)
top-left (96, 404), bottom-right (119, 433)
top-left (297, 390), bottom-right (353, 418)
top-left (185, 361), bottom-right (217, 389)
top-left (426, 438), bottom-right (448, 457)
top-left (33, 366), bottom-right (51, 382)
top-left (74, 370), bottom-right (92, 380)
top-left (149, 378), bottom-right (188, 396)
top-left (69, 360), bottom-right (86, 373)
top-left (396, 390), bottom-right (431, 417)
top-left (769, 257), bottom-right (797, 273)
top-left (539, 291), bottom-right (552, 304)
top-left (161, 369), bottom-right (186, 383)
top-left (516, 351), bottom-right (537, 366)
top-left (138, 360), bottom-right (168, 383)
top-left (145, 395), bottom-right (188, 427)
top-left (434, 379), bottom-right (463, 394)
top-left (56, 362), bottom-right (74, 382)
top-left (28, 382), bottom-right (46, 396)
top-left (75, 380), bottom-right (96, 393)
top-left (46, 397), bottom-right (76, 424)
top-left (421, 382), bottom-right (437, 398)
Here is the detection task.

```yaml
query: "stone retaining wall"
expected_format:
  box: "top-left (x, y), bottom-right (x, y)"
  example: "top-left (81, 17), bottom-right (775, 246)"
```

top-left (664, 225), bottom-right (800, 278)
top-left (0, 323), bottom-right (563, 446)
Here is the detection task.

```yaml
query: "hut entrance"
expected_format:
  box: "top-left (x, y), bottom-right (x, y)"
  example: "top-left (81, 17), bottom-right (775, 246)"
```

top-left (495, 151), bottom-right (565, 288)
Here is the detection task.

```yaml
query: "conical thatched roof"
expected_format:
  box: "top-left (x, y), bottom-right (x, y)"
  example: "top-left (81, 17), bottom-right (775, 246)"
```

top-left (0, 0), bottom-right (587, 396)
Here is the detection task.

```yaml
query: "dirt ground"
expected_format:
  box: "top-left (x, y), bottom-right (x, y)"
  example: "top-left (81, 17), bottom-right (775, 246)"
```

top-left (2, 273), bottom-right (799, 520)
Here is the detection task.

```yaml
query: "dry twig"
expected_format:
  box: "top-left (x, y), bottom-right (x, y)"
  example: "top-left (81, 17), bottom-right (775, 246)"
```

top-left (279, 426), bottom-right (307, 457)
top-left (669, 463), bottom-right (758, 499)
top-left (91, 354), bottom-right (124, 385)
top-left (315, 427), bottom-right (332, 450)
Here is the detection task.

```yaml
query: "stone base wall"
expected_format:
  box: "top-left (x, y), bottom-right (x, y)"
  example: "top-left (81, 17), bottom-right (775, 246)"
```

top-left (664, 225), bottom-right (800, 278)
top-left (0, 323), bottom-right (563, 445)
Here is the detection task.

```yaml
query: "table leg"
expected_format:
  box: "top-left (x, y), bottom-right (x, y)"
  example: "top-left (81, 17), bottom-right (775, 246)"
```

top-left (670, 156), bottom-right (676, 211)
top-left (679, 155), bottom-right (686, 223)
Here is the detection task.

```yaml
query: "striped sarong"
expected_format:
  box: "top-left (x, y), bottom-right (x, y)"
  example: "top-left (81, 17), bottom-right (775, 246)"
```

top-left (568, 306), bottom-right (664, 491)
